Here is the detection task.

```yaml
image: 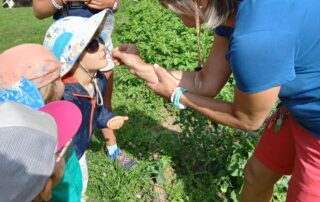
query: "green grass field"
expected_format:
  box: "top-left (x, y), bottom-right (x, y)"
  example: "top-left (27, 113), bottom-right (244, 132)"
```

top-left (0, 2), bottom-right (288, 201)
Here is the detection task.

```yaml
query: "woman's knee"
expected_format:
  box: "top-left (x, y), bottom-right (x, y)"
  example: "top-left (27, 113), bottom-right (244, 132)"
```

top-left (243, 156), bottom-right (281, 188)
top-left (243, 159), bottom-right (259, 187)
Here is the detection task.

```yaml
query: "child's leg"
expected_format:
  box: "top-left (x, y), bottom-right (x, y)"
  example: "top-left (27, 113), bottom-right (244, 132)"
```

top-left (79, 154), bottom-right (88, 202)
top-left (102, 127), bottom-right (117, 150)
top-left (102, 71), bottom-right (137, 169)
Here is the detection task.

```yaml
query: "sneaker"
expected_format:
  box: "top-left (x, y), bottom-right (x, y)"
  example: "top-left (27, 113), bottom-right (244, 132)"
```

top-left (107, 149), bottom-right (137, 169)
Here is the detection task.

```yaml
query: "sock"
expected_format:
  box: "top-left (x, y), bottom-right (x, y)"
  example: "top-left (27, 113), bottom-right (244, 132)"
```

top-left (106, 144), bottom-right (118, 155)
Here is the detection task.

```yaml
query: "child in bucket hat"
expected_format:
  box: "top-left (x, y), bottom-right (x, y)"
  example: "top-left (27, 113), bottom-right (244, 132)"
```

top-left (44, 9), bottom-right (136, 199)
top-left (0, 44), bottom-right (84, 202)
top-left (32, 0), bottom-right (120, 157)
top-left (0, 100), bottom-right (82, 202)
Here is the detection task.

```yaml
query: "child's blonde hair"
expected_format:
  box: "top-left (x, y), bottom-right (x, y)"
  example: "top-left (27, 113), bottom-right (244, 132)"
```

top-left (40, 80), bottom-right (61, 103)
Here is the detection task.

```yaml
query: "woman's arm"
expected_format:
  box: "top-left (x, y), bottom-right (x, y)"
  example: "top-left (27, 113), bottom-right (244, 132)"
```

top-left (149, 64), bottom-right (280, 130)
top-left (112, 35), bottom-right (231, 97)
top-left (180, 87), bottom-right (279, 130)
top-left (170, 35), bottom-right (231, 97)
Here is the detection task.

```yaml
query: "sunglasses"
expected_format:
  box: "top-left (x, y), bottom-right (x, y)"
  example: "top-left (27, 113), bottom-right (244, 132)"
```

top-left (85, 37), bottom-right (105, 54)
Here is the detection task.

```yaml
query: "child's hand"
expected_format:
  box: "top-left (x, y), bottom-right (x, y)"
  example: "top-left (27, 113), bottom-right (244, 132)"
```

top-left (107, 116), bottom-right (129, 130)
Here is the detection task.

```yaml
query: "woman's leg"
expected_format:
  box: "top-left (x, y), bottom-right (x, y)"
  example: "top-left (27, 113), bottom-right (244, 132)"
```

top-left (103, 70), bottom-right (113, 112)
top-left (242, 111), bottom-right (296, 201)
top-left (286, 117), bottom-right (320, 202)
top-left (102, 70), bottom-right (117, 146)
top-left (241, 156), bottom-right (282, 202)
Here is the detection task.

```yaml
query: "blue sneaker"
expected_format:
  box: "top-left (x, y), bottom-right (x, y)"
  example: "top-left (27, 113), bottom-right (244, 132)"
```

top-left (107, 149), bottom-right (137, 169)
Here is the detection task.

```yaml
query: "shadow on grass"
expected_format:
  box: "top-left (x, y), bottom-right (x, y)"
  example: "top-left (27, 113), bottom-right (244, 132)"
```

top-left (88, 105), bottom-right (258, 201)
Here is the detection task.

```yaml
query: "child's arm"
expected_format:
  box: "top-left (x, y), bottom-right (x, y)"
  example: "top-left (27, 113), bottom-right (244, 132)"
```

top-left (96, 105), bottom-right (128, 130)
top-left (106, 116), bottom-right (129, 130)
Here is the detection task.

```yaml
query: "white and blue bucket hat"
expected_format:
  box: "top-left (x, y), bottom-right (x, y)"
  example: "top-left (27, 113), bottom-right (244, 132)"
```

top-left (43, 9), bottom-right (115, 76)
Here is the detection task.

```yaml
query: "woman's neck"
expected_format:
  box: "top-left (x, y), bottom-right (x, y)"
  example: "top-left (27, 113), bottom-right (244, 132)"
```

top-left (225, 12), bottom-right (236, 28)
top-left (225, 0), bottom-right (238, 28)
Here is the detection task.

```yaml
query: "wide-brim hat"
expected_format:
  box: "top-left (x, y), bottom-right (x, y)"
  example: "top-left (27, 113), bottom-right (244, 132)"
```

top-left (43, 9), bottom-right (114, 76)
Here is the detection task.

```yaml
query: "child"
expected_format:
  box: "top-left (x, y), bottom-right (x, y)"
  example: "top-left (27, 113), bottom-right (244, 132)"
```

top-left (0, 101), bottom-right (80, 202)
top-left (0, 44), bottom-right (63, 104)
top-left (32, 0), bottom-right (130, 169)
top-left (0, 44), bottom-right (82, 202)
top-left (0, 44), bottom-right (84, 202)
top-left (43, 9), bottom-right (133, 199)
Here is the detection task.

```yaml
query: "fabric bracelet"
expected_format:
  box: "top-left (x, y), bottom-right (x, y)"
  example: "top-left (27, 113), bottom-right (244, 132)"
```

top-left (170, 87), bottom-right (181, 103)
top-left (51, 0), bottom-right (63, 9)
top-left (173, 87), bottom-right (187, 109)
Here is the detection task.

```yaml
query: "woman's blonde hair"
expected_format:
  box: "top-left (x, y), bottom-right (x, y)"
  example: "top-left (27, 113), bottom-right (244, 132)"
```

top-left (160, 0), bottom-right (233, 28)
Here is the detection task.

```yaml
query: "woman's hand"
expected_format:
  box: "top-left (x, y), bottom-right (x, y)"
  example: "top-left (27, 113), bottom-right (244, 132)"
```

top-left (107, 116), bottom-right (129, 130)
top-left (111, 44), bottom-right (145, 73)
top-left (147, 64), bottom-right (178, 99)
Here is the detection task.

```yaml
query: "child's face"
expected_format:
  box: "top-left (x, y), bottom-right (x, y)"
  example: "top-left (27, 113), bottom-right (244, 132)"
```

top-left (79, 37), bottom-right (108, 71)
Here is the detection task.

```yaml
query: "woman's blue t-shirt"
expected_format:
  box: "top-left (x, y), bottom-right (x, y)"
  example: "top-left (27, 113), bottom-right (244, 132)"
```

top-left (216, 0), bottom-right (320, 137)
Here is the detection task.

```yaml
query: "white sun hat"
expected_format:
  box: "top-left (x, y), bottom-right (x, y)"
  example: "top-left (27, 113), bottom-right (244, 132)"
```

top-left (43, 9), bottom-right (115, 76)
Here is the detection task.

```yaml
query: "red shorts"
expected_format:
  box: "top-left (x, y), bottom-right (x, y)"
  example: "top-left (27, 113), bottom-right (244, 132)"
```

top-left (254, 110), bottom-right (320, 201)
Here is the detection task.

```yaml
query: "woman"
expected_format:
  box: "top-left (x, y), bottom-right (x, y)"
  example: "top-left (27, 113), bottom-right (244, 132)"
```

top-left (112, 0), bottom-right (320, 201)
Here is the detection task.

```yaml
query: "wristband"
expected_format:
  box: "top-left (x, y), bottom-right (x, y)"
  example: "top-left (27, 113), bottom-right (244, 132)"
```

top-left (170, 87), bottom-right (180, 103)
top-left (51, 0), bottom-right (63, 9)
top-left (173, 87), bottom-right (187, 109)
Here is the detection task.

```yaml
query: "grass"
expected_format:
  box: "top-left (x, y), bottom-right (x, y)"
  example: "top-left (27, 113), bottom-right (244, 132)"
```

top-left (0, 7), bottom-right (53, 51)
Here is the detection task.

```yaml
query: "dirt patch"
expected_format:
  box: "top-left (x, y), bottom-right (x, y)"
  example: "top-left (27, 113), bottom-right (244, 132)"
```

top-left (161, 108), bottom-right (181, 133)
